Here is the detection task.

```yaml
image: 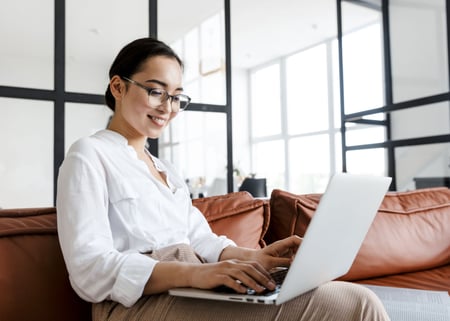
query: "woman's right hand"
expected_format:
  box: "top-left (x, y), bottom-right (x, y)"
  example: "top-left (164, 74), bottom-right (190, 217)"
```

top-left (188, 260), bottom-right (277, 294)
top-left (144, 260), bottom-right (276, 295)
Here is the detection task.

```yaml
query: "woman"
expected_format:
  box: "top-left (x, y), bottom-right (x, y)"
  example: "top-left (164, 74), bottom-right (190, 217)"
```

top-left (57, 37), bottom-right (390, 321)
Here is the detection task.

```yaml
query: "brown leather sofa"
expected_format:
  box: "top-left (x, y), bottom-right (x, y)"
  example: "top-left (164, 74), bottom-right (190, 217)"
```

top-left (1, 188), bottom-right (449, 321)
top-left (267, 187), bottom-right (450, 293)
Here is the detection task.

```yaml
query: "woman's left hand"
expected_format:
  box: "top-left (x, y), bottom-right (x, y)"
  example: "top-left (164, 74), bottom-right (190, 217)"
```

top-left (255, 235), bottom-right (302, 270)
top-left (220, 235), bottom-right (302, 272)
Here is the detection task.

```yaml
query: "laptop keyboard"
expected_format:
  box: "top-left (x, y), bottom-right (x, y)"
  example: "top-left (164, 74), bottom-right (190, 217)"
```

top-left (271, 267), bottom-right (288, 285)
top-left (213, 267), bottom-right (288, 296)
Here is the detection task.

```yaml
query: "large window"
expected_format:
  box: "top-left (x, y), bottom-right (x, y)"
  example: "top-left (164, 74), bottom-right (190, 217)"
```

top-left (248, 22), bottom-right (385, 194)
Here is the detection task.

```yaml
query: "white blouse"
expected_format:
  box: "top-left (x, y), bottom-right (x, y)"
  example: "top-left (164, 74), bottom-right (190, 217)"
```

top-left (56, 129), bottom-right (235, 307)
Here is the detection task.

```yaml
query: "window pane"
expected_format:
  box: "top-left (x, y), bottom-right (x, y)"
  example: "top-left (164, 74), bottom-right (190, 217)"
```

top-left (0, 0), bottom-right (54, 89)
top-left (0, 98), bottom-right (53, 208)
top-left (396, 143), bottom-right (450, 191)
top-left (66, 0), bottom-right (149, 94)
top-left (289, 134), bottom-right (331, 193)
top-left (345, 126), bottom-right (386, 146)
top-left (159, 112), bottom-right (227, 197)
top-left (390, 0), bottom-right (448, 102)
top-left (183, 28), bottom-right (200, 82)
top-left (331, 40), bottom-right (342, 129)
top-left (341, 1), bottom-right (383, 114)
top-left (334, 131), bottom-right (343, 172)
top-left (286, 44), bottom-right (329, 134)
top-left (252, 140), bottom-right (285, 195)
top-left (201, 71), bottom-right (226, 105)
top-left (250, 63), bottom-right (281, 137)
top-left (391, 101), bottom-right (449, 140)
top-left (65, 103), bottom-right (113, 153)
top-left (346, 148), bottom-right (387, 177)
top-left (159, 0), bottom-right (226, 105)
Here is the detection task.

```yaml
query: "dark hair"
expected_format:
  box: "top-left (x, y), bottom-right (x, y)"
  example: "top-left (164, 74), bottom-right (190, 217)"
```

top-left (105, 37), bottom-right (183, 111)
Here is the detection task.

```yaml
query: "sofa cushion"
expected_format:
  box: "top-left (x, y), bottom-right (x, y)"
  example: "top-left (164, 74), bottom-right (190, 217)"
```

top-left (267, 187), bottom-right (450, 281)
top-left (356, 264), bottom-right (450, 294)
top-left (265, 190), bottom-right (321, 244)
top-left (0, 208), bottom-right (91, 321)
top-left (193, 191), bottom-right (270, 249)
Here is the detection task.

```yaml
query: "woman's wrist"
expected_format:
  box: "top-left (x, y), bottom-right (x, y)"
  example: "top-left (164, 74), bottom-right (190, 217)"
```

top-left (144, 261), bottom-right (197, 294)
top-left (219, 245), bottom-right (258, 262)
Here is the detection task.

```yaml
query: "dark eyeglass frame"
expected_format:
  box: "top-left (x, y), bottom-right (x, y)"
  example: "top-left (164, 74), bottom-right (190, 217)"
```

top-left (121, 76), bottom-right (191, 112)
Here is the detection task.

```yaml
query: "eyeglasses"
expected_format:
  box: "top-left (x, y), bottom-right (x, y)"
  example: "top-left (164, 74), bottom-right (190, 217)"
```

top-left (121, 76), bottom-right (191, 112)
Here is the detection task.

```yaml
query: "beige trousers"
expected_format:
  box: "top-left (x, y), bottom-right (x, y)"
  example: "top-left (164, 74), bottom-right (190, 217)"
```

top-left (93, 244), bottom-right (390, 321)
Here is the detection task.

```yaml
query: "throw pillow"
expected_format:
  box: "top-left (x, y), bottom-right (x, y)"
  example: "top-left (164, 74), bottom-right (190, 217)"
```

top-left (193, 191), bottom-right (270, 249)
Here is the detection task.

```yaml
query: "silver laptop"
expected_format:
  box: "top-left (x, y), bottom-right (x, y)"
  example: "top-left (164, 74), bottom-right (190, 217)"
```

top-left (169, 173), bottom-right (392, 305)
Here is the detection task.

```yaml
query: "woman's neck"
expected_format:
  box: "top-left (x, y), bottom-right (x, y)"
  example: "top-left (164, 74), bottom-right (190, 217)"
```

top-left (107, 119), bottom-right (148, 154)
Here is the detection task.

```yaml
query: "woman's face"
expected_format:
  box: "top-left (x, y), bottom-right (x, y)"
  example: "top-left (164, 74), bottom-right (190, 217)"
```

top-left (114, 55), bottom-right (184, 139)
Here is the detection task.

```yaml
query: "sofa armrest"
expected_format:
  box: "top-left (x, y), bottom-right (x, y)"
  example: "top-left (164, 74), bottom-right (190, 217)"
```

top-left (0, 208), bottom-right (91, 321)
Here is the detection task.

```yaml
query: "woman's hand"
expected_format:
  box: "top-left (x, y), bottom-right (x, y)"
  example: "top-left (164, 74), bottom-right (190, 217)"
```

top-left (190, 234), bottom-right (302, 292)
top-left (144, 259), bottom-right (276, 295)
top-left (220, 235), bottom-right (302, 271)
top-left (188, 260), bottom-right (277, 294)
top-left (257, 235), bottom-right (302, 270)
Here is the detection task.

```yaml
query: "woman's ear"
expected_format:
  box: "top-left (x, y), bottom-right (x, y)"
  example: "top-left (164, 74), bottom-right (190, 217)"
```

top-left (109, 75), bottom-right (125, 101)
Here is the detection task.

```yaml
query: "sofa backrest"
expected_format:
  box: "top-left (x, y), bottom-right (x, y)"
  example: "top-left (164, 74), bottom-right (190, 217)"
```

top-left (0, 207), bottom-right (91, 321)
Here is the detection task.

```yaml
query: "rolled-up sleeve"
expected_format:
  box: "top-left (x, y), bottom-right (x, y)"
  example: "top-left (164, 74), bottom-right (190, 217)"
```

top-left (187, 205), bottom-right (236, 262)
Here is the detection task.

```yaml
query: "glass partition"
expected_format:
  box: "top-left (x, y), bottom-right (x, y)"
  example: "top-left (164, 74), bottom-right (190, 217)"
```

top-left (391, 101), bottom-right (450, 140)
top-left (65, 103), bottom-right (113, 154)
top-left (345, 124), bottom-right (386, 146)
top-left (395, 143), bottom-right (450, 191)
top-left (346, 148), bottom-right (387, 177)
top-left (159, 111), bottom-right (227, 197)
top-left (0, 98), bottom-right (53, 208)
top-left (66, 0), bottom-right (149, 94)
top-left (390, 0), bottom-right (448, 102)
top-left (0, 0), bottom-right (54, 89)
top-left (341, 2), bottom-right (384, 114)
top-left (158, 0), bottom-right (229, 195)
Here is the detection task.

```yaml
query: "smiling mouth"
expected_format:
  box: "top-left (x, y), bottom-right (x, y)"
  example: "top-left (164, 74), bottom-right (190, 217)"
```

top-left (148, 115), bottom-right (166, 126)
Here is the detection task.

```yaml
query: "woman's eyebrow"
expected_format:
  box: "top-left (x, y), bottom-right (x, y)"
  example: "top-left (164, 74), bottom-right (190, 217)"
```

top-left (145, 79), bottom-right (183, 91)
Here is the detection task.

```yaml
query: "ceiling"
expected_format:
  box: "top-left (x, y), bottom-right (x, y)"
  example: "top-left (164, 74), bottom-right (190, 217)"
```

top-left (0, 0), bottom-right (379, 76)
top-left (159, 0), bottom-right (379, 69)
top-left (159, 0), bottom-right (339, 69)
